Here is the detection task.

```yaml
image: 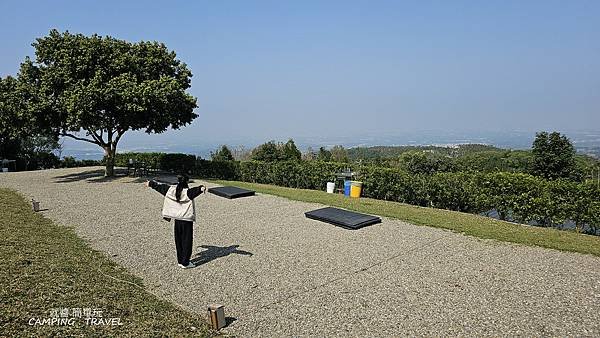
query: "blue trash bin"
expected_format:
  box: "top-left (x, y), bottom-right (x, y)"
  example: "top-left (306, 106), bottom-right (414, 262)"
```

top-left (344, 180), bottom-right (351, 196)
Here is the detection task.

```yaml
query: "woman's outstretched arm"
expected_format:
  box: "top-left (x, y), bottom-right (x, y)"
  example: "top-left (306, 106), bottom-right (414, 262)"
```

top-left (187, 185), bottom-right (206, 200)
top-left (146, 180), bottom-right (170, 196)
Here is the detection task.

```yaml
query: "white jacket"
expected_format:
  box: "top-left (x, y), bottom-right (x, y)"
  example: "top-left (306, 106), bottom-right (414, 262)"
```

top-left (162, 186), bottom-right (196, 221)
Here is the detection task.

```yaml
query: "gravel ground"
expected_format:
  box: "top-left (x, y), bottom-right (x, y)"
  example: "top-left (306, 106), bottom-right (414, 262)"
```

top-left (2, 167), bottom-right (600, 337)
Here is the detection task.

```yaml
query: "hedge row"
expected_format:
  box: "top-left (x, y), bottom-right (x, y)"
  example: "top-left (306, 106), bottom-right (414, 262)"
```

top-left (111, 152), bottom-right (196, 173)
top-left (96, 153), bottom-right (600, 233)
top-left (195, 159), bottom-right (350, 188)
top-left (195, 159), bottom-right (241, 180)
top-left (194, 160), bottom-right (600, 233)
top-left (61, 157), bottom-right (102, 168)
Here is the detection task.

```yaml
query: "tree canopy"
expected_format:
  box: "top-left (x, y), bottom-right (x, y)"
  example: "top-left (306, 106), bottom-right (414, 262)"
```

top-left (317, 147), bottom-right (332, 161)
top-left (1, 75), bottom-right (61, 169)
top-left (250, 139), bottom-right (302, 162)
top-left (281, 139), bottom-right (301, 161)
top-left (0, 75), bottom-right (33, 141)
top-left (251, 141), bottom-right (281, 162)
top-left (211, 145), bottom-right (234, 161)
top-left (531, 131), bottom-right (578, 180)
top-left (15, 30), bottom-right (198, 175)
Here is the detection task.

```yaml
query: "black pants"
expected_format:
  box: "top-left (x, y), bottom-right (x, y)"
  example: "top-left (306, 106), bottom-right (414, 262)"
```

top-left (174, 220), bottom-right (193, 265)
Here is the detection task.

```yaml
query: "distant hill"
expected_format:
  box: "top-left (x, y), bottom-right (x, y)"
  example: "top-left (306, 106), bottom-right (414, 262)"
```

top-left (347, 144), bottom-right (501, 160)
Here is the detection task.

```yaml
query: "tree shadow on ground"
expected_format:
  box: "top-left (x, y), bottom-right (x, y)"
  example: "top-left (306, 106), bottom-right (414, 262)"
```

top-left (53, 169), bottom-right (199, 185)
top-left (191, 245), bottom-right (253, 267)
top-left (54, 169), bottom-right (146, 183)
top-left (55, 169), bottom-right (126, 183)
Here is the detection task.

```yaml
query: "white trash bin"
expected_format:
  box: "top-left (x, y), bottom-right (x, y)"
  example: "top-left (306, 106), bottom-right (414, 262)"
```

top-left (326, 182), bottom-right (335, 194)
top-left (2, 168), bottom-right (8, 173)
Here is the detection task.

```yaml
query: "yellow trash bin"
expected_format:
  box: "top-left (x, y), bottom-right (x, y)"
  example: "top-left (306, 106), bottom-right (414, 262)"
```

top-left (350, 181), bottom-right (362, 198)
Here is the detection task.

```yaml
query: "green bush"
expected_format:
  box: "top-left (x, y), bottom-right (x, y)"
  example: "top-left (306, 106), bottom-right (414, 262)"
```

top-left (570, 182), bottom-right (600, 234)
top-left (112, 152), bottom-right (162, 167)
top-left (427, 172), bottom-right (482, 213)
top-left (200, 159), bottom-right (598, 232)
top-left (60, 156), bottom-right (77, 168)
top-left (101, 152), bottom-right (600, 233)
top-left (239, 160), bottom-right (348, 189)
top-left (195, 159), bottom-right (240, 180)
top-left (161, 153), bottom-right (197, 173)
top-left (476, 172), bottom-right (546, 223)
top-left (111, 152), bottom-right (196, 173)
top-left (60, 157), bottom-right (102, 168)
top-left (358, 166), bottom-right (417, 203)
top-left (536, 179), bottom-right (579, 227)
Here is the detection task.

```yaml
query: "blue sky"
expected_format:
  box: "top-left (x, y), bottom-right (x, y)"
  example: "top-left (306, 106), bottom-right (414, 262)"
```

top-left (0, 1), bottom-right (598, 152)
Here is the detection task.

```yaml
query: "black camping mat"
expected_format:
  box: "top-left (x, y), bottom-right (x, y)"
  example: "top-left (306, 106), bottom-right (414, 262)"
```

top-left (305, 207), bottom-right (381, 229)
top-left (208, 186), bottom-right (255, 199)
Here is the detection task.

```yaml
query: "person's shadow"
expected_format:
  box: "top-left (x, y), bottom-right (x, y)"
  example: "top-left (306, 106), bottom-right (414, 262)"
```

top-left (191, 245), bottom-right (253, 266)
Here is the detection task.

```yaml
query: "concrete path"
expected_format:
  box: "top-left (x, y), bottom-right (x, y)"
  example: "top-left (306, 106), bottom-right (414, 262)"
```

top-left (2, 167), bottom-right (599, 337)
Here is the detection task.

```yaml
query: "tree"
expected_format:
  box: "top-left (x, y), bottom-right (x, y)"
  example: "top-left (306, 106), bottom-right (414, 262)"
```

top-left (317, 147), bottom-right (332, 161)
top-left (531, 131), bottom-right (578, 180)
top-left (281, 139), bottom-right (301, 161)
top-left (399, 151), bottom-right (434, 175)
top-left (250, 139), bottom-right (302, 162)
top-left (19, 135), bottom-right (61, 170)
top-left (0, 76), bottom-right (21, 160)
top-left (1, 76), bottom-right (61, 170)
top-left (211, 145), bottom-right (234, 161)
top-left (251, 141), bottom-right (282, 161)
top-left (330, 145), bottom-right (348, 163)
top-left (0, 76), bottom-right (31, 153)
top-left (16, 30), bottom-right (197, 176)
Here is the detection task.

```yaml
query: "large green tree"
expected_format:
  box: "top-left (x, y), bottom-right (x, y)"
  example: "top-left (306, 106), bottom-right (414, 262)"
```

top-left (250, 139), bottom-right (302, 162)
top-left (251, 141), bottom-right (281, 162)
top-left (531, 131), bottom-right (578, 180)
top-left (317, 146), bottom-right (332, 161)
top-left (281, 139), bottom-right (301, 161)
top-left (211, 145), bottom-right (234, 161)
top-left (0, 76), bottom-right (23, 167)
top-left (16, 30), bottom-right (198, 176)
top-left (0, 76), bottom-right (29, 147)
top-left (1, 75), bottom-right (61, 170)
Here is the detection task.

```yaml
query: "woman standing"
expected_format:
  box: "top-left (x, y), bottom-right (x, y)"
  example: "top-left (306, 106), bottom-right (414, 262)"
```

top-left (146, 174), bottom-right (205, 269)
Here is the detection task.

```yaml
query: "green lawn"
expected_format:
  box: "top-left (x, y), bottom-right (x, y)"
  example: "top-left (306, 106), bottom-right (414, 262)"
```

top-left (212, 180), bottom-right (600, 257)
top-left (0, 188), bottom-right (212, 337)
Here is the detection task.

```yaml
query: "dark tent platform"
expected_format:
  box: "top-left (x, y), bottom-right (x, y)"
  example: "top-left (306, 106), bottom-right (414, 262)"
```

top-left (305, 207), bottom-right (381, 230)
top-left (208, 186), bottom-right (255, 199)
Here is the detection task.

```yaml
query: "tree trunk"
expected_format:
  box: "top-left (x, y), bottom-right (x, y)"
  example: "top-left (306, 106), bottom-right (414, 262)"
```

top-left (104, 147), bottom-right (115, 177)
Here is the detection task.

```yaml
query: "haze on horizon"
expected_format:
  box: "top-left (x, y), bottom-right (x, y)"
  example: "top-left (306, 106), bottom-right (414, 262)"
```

top-left (1, 1), bottom-right (598, 150)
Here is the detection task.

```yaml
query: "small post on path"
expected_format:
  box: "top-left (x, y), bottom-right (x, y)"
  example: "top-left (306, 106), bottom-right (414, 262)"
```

top-left (207, 304), bottom-right (226, 330)
top-left (31, 199), bottom-right (40, 212)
